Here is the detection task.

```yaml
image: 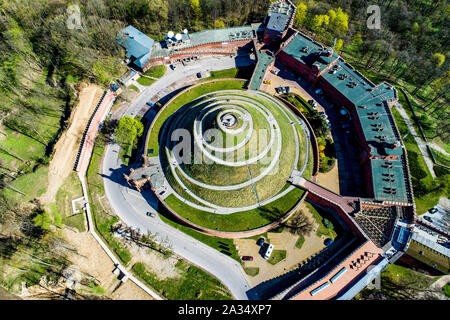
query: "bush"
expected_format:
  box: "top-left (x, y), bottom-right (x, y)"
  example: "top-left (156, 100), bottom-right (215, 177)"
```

top-left (323, 218), bottom-right (334, 230)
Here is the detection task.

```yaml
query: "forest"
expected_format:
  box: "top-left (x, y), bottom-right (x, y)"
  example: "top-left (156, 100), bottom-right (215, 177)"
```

top-left (0, 0), bottom-right (448, 296)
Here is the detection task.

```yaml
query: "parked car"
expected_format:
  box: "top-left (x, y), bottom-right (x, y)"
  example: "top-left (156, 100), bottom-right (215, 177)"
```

top-left (146, 101), bottom-right (154, 107)
top-left (342, 123), bottom-right (351, 129)
top-left (256, 238), bottom-right (265, 246)
top-left (424, 216), bottom-right (433, 223)
top-left (324, 238), bottom-right (333, 246)
top-left (196, 72), bottom-right (202, 78)
top-left (263, 244), bottom-right (274, 260)
top-left (285, 86), bottom-right (290, 93)
top-left (146, 212), bottom-right (156, 218)
top-left (242, 256), bottom-right (253, 261)
top-left (270, 69), bottom-right (279, 75)
top-left (429, 208), bottom-right (438, 214)
top-left (170, 64), bottom-right (176, 70)
top-left (275, 87), bottom-right (280, 94)
top-left (319, 111), bottom-right (328, 119)
top-left (308, 99), bottom-right (317, 109)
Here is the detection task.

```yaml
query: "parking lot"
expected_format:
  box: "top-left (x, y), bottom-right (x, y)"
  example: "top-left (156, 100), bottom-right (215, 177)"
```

top-left (419, 203), bottom-right (449, 235)
top-left (235, 204), bottom-right (327, 287)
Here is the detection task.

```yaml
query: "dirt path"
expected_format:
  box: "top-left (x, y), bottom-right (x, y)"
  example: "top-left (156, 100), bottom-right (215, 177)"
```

top-left (394, 103), bottom-right (436, 178)
top-left (40, 84), bottom-right (103, 204)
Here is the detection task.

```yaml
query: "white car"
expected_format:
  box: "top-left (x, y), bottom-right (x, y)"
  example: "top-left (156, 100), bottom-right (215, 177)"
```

top-left (264, 244), bottom-right (274, 260)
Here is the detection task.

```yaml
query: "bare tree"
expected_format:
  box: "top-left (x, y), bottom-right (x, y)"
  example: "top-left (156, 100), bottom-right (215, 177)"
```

top-left (284, 210), bottom-right (315, 237)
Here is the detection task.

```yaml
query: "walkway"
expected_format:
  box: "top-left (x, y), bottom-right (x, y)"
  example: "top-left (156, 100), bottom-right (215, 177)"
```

top-left (394, 103), bottom-right (436, 178)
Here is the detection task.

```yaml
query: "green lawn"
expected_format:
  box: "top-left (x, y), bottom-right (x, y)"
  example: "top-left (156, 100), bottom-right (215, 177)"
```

top-left (128, 84), bottom-right (139, 92)
top-left (305, 202), bottom-right (337, 239)
top-left (3, 166), bottom-right (49, 204)
top-left (132, 261), bottom-right (233, 300)
top-left (55, 171), bottom-right (85, 232)
top-left (244, 267), bottom-right (260, 277)
top-left (295, 235), bottom-right (305, 249)
top-left (143, 65), bottom-right (166, 78)
top-left (137, 76), bottom-right (156, 86)
top-left (379, 263), bottom-right (435, 296)
top-left (163, 187), bottom-right (305, 232)
top-left (268, 250), bottom-right (286, 265)
top-left (158, 213), bottom-right (241, 263)
top-left (204, 66), bottom-right (255, 81)
top-left (391, 107), bottom-right (446, 214)
top-left (443, 284), bottom-right (450, 298)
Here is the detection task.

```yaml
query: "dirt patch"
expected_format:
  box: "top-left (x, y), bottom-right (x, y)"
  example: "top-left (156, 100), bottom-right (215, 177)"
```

top-left (127, 244), bottom-right (181, 281)
top-left (316, 161), bottom-right (340, 194)
top-left (236, 221), bottom-right (325, 288)
top-left (39, 83), bottom-right (103, 204)
top-left (61, 229), bottom-right (153, 300)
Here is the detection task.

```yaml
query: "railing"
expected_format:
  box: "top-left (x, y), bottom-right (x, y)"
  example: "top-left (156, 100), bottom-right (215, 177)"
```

top-left (74, 90), bottom-right (106, 171)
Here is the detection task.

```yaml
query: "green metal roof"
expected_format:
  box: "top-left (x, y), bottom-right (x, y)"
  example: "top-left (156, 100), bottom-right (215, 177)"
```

top-left (280, 31), bottom-right (409, 203)
top-left (281, 33), bottom-right (339, 72)
top-left (370, 157), bottom-right (409, 203)
top-left (151, 25), bottom-right (258, 58)
top-left (116, 26), bottom-right (154, 68)
top-left (321, 59), bottom-right (401, 157)
top-left (249, 50), bottom-right (275, 90)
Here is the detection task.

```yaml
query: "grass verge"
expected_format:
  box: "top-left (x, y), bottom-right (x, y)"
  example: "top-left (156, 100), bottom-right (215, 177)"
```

top-left (132, 261), bottom-right (233, 300)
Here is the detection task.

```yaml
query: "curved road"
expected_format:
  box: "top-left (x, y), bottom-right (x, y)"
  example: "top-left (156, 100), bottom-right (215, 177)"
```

top-left (101, 56), bottom-right (253, 299)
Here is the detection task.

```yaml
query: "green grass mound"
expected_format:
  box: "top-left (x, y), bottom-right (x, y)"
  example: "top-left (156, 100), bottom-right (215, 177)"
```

top-left (148, 80), bottom-right (309, 233)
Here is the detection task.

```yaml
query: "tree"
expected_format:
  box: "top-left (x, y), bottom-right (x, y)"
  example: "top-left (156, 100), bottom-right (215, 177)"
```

top-left (332, 7), bottom-right (349, 35)
top-left (310, 14), bottom-right (329, 33)
top-left (115, 116), bottom-right (144, 149)
top-left (432, 53), bottom-right (445, 68)
top-left (334, 38), bottom-right (344, 53)
top-left (285, 210), bottom-right (314, 237)
top-left (352, 33), bottom-right (363, 46)
top-left (294, 2), bottom-right (308, 27)
top-left (189, 0), bottom-right (201, 19)
top-left (214, 18), bottom-right (225, 29)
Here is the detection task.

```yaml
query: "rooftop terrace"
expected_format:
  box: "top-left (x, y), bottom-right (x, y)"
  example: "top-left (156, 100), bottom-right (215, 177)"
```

top-left (151, 25), bottom-right (258, 58)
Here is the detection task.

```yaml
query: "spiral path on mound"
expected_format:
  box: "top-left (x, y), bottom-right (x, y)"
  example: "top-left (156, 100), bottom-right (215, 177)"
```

top-left (158, 90), bottom-right (308, 214)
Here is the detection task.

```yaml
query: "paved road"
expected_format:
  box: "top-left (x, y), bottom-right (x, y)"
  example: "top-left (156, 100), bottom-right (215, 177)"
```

top-left (77, 173), bottom-right (163, 300)
top-left (394, 103), bottom-right (436, 178)
top-left (102, 56), bottom-right (253, 299)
